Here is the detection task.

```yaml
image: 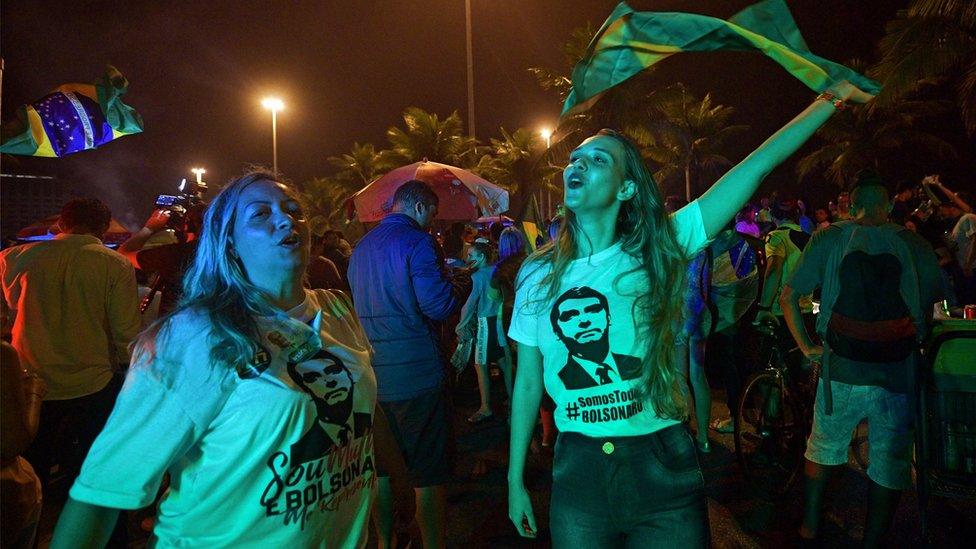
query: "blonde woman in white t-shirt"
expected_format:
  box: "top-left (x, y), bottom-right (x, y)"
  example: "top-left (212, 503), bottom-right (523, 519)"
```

top-left (53, 171), bottom-right (394, 548)
top-left (506, 81), bottom-right (872, 546)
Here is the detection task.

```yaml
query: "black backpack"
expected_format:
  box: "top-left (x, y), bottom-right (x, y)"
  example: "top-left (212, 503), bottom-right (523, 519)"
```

top-left (825, 225), bottom-right (917, 363)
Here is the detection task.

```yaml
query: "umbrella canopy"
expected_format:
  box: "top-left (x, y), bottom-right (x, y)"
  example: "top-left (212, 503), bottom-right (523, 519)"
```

top-left (473, 215), bottom-right (515, 225)
top-left (349, 160), bottom-right (509, 222)
top-left (16, 214), bottom-right (132, 247)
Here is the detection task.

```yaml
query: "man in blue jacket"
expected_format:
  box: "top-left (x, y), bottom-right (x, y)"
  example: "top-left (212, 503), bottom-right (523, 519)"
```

top-left (348, 180), bottom-right (461, 548)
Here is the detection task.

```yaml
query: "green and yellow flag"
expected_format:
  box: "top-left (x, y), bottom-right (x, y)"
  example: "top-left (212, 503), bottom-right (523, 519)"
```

top-left (0, 66), bottom-right (143, 157)
top-left (563, 0), bottom-right (881, 115)
top-left (518, 193), bottom-right (545, 251)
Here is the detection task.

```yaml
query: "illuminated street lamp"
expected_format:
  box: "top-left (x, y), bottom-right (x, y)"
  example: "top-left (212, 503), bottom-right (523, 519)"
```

top-left (261, 97), bottom-right (285, 175)
top-left (539, 127), bottom-right (552, 149)
top-left (190, 167), bottom-right (206, 186)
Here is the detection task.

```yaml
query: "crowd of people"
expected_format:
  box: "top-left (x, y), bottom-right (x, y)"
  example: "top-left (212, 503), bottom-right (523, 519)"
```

top-left (0, 77), bottom-right (972, 548)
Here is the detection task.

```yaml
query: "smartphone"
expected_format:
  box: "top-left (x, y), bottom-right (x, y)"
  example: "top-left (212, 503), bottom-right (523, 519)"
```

top-left (155, 194), bottom-right (180, 207)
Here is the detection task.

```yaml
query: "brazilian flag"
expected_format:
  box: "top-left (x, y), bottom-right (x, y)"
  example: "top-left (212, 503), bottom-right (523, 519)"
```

top-left (0, 66), bottom-right (143, 157)
top-left (563, 0), bottom-right (881, 115)
top-left (517, 193), bottom-right (549, 251)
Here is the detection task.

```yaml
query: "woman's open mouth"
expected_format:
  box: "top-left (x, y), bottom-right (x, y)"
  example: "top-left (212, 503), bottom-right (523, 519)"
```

top-left (278, 234), bottom-right (301, 249)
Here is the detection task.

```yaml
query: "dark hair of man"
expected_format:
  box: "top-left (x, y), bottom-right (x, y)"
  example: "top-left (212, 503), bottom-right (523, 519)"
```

top-left (549, 286), bottom-right (610, 337)
top-left (317, 230), bottom-right (340, 248)
top-left (59, 198), bottom-right (112, 233)
top-left (392, 179), bottom-right (439, 211)
top-left (851, 169), bottom-right (890, 215)
top-left (772, 198), bottom-right (799, 224)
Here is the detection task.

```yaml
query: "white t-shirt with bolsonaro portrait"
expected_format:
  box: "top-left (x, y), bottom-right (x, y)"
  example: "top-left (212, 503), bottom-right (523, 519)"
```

top-left (509, 201), bottom-right (708, 438)
top-left (70, 289), bottom-right (377, 548)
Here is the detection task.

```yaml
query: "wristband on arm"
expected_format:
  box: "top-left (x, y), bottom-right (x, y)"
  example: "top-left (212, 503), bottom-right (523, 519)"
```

top-left (815, 91), bottom-right (847, 110)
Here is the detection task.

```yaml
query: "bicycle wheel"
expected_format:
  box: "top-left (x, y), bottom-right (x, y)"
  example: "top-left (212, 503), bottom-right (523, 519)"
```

top-left (735, 370), bottom-right (806, 497)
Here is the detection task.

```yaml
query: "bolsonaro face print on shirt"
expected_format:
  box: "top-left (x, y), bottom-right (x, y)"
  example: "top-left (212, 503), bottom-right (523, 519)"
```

top-left (549, 286), bottom-right (642, 390)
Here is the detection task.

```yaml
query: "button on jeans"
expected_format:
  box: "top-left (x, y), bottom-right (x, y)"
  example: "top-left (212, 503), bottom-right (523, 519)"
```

top-left (550, 424), bottom-right (709, 548)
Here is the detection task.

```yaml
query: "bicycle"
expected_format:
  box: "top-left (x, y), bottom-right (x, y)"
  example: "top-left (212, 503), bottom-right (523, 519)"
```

top-left (735, 321), bottom-right (871, 497)
top-left (734, 320), bottom-right (817, 497)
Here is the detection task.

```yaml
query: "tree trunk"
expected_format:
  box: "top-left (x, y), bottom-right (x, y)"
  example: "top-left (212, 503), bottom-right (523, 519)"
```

top-left (684, 162), bottom-right (692, 203)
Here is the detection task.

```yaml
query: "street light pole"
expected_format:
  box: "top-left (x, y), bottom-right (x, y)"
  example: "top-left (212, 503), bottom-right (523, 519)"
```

top-left (271, 109), bottom-right (278, 175)
top-left (465, 0), bottom-right (475, 138)
top-left (540, 128), bottom-right (552, 218)
top-left (261, 97), bottom-right (284, 175)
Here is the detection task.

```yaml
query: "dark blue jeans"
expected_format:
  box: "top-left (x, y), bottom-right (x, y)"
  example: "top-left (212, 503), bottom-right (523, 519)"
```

top-left (550, 424), bottom-right (709, 548)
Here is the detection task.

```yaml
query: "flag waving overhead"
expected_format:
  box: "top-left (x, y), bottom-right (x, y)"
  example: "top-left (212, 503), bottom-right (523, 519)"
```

top-left (0, 66), bottom-right (143, 157)
top-left (562, 0), bottom-right (881, 116)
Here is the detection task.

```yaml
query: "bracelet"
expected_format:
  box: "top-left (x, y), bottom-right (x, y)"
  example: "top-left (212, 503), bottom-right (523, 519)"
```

top-left (816, 91), bottom-right (847, 110)
top-left (757, 304), bottom-right (771, 311)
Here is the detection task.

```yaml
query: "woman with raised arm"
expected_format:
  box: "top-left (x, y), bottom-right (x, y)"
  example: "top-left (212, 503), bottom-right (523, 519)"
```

top-left (506, 82), bottom-right (871, 546)
top-left (53, 170), bottom-right (393, 548)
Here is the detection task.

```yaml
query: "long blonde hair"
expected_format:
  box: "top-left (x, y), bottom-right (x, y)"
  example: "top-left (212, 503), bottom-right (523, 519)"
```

top-left (524, 129), bottom-right (689, 419)
top-left (133, 170), bottom-right (303, 375)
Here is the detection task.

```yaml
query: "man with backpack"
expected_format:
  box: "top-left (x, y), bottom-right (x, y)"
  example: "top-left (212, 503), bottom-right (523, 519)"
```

top-left (780, 170), bottom-right (943, 546)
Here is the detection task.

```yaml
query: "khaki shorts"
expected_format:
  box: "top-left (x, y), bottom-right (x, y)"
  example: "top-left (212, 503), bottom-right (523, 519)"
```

top-left (805, 379), bottom-right (913, 490)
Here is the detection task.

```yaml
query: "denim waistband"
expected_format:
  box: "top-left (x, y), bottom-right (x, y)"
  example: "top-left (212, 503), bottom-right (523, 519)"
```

top-left (558, 423), bottom-right (686, 448)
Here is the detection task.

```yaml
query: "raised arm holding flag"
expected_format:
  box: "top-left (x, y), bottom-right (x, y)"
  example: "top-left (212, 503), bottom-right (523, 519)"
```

top-left (507, 1), bottom-right (875, 545)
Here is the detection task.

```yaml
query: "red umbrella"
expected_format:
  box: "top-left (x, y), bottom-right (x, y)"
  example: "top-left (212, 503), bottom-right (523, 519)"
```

top-left (16, 215), bottom-right (132, 247)
top-left (473, 215), bottom-right (515, 225)
top-left (349, 160), bottom-right (509, 222)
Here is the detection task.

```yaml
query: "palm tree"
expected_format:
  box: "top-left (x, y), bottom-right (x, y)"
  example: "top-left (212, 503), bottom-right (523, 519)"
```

top-left (379, 107), bottom-right (482, 168)
top-left (527, 23), bottom-right (596, 101)
top-left (629, 87), bottom-right (749, 202)
top-left (872, 0), bottom-right (976, 134)
top-left (529, 23), bottom-right (671, 157)
top-left (473, 127), bottom-right (561, 207)
top-left (298, 176), bottom-right (359, 233)
top-left (326, 142), bottom-right (391, 188)
top-left (796, 99), bottom-right (957, 188)
top-left (294, 142), bottom-right (392, 233)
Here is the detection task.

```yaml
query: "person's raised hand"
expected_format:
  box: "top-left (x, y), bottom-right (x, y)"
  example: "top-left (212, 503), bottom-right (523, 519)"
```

top-left (145, 209), bottom-right (172, 232)
top-left (508, 484), bottom-right (538, 538)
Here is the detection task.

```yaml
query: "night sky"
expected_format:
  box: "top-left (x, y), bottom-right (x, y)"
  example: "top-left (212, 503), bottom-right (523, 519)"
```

top-left (1, 1), bottom-right (927, 229)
